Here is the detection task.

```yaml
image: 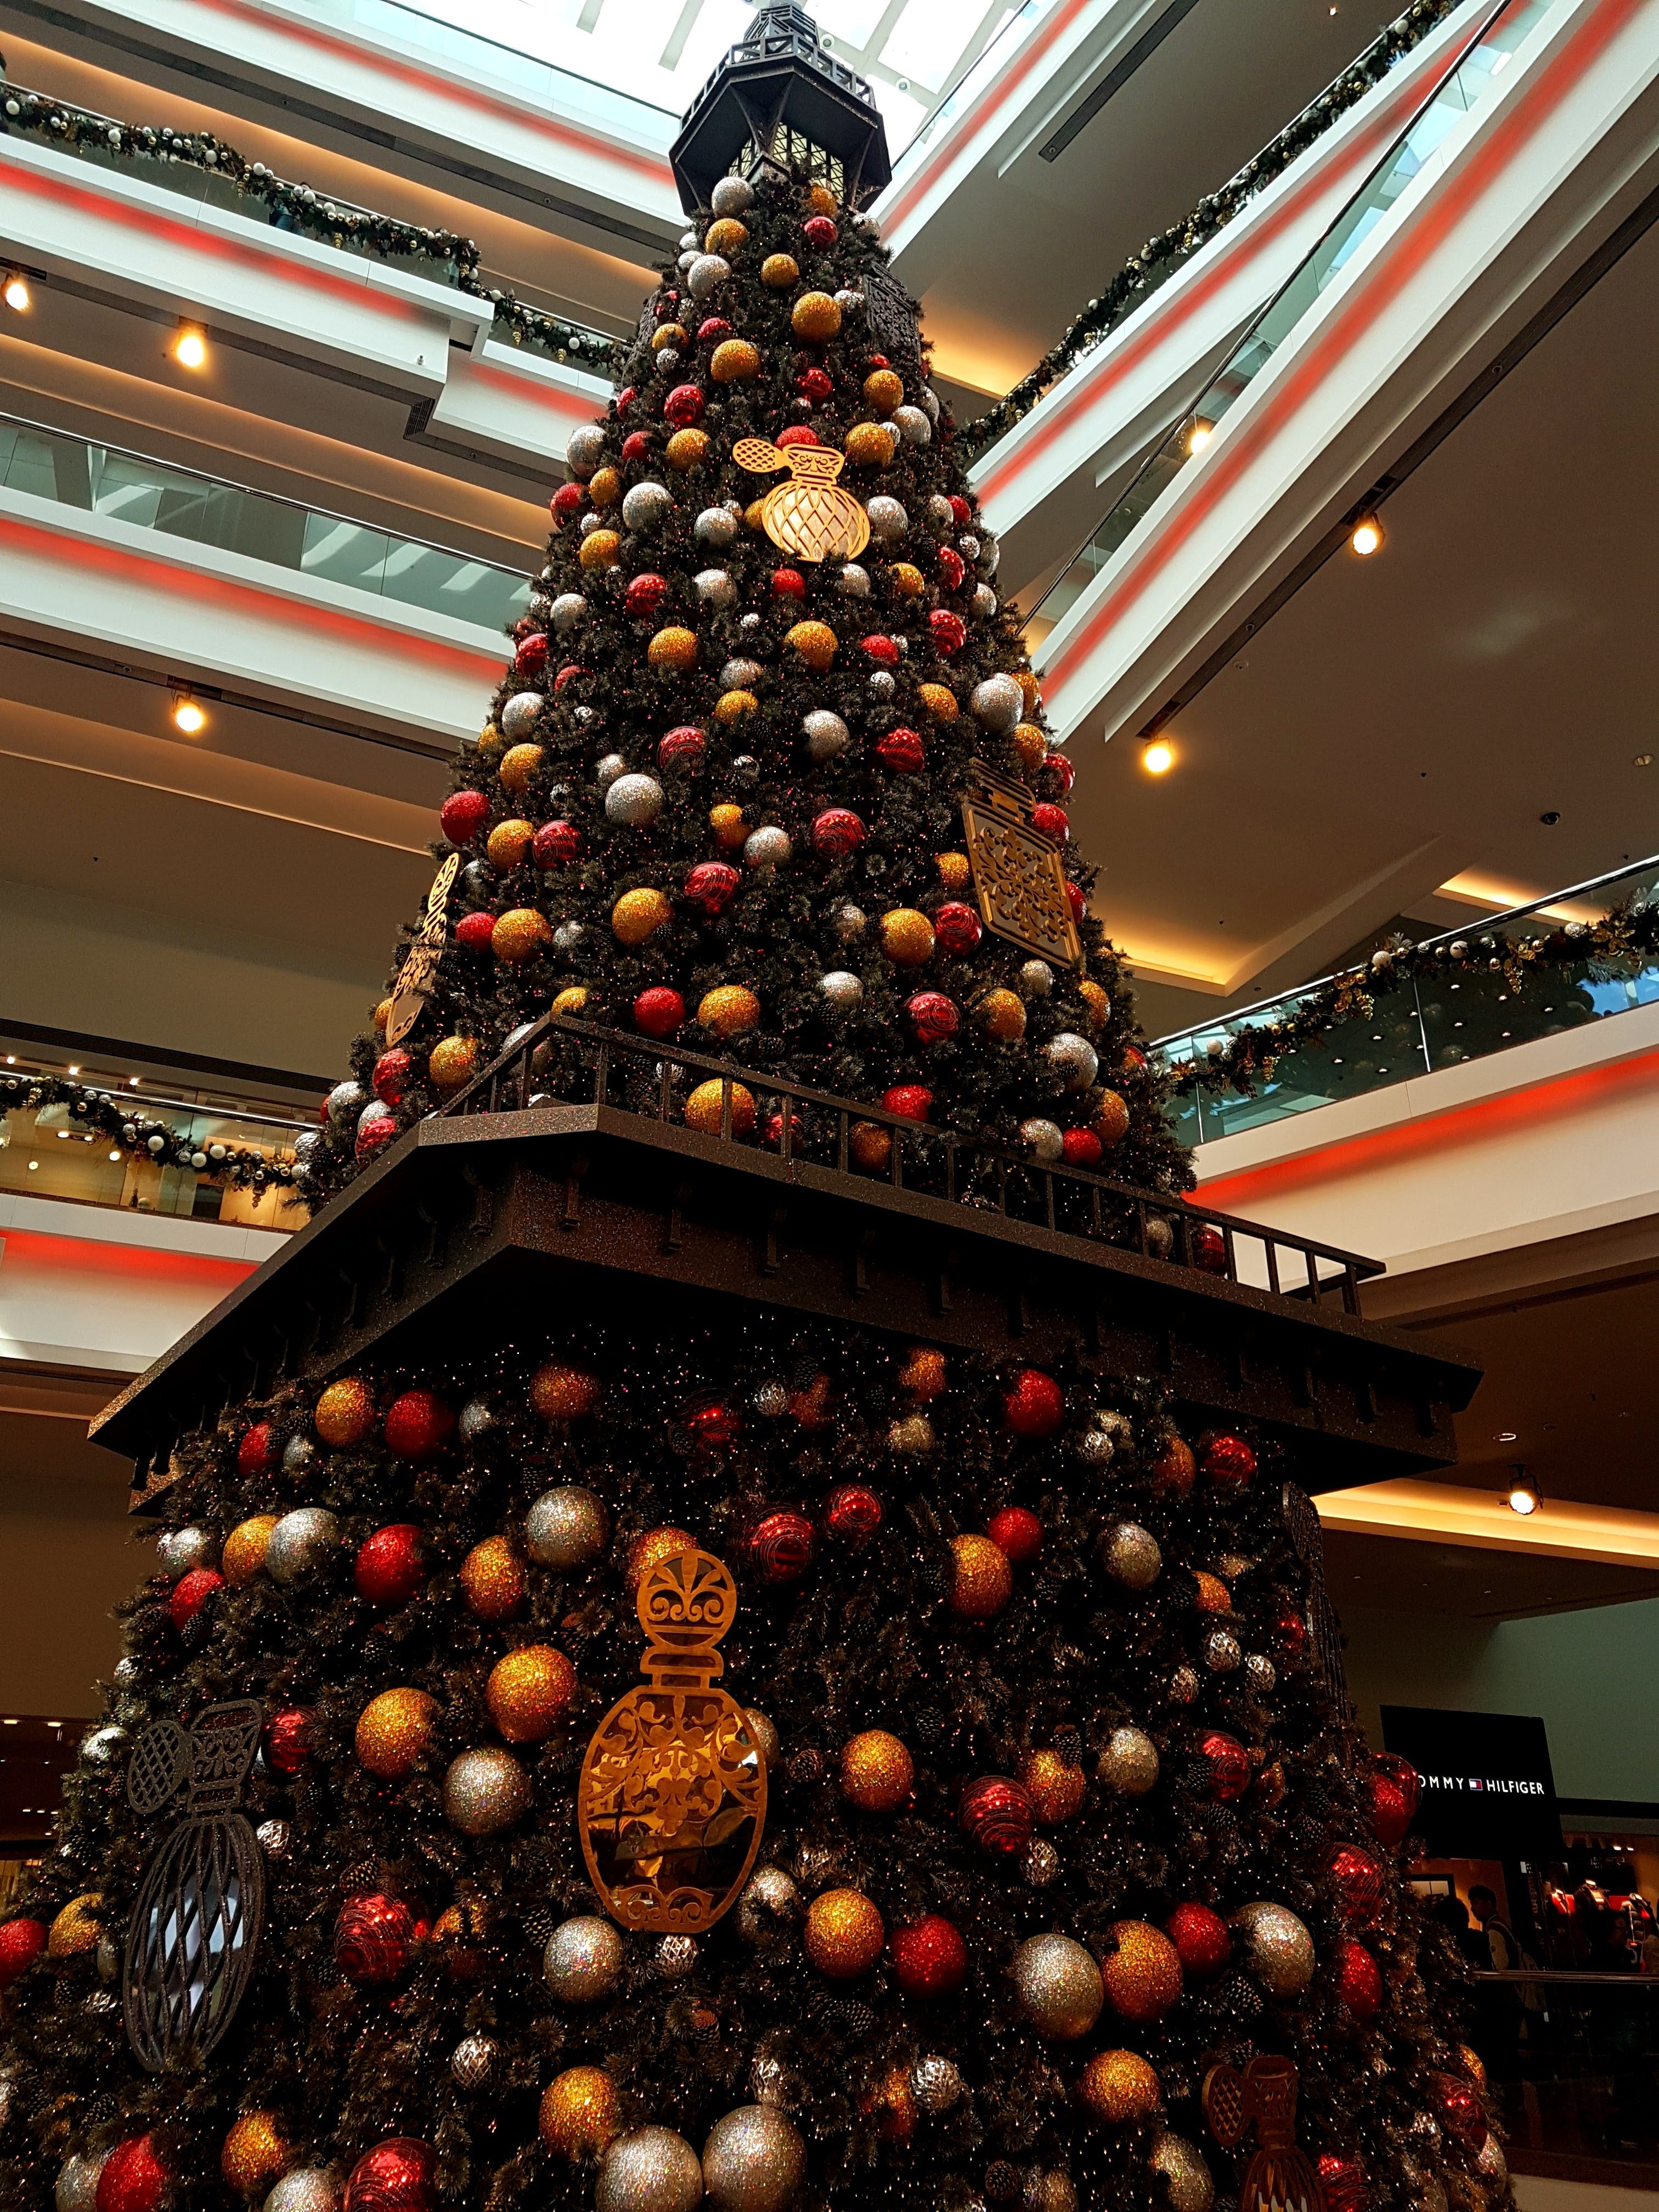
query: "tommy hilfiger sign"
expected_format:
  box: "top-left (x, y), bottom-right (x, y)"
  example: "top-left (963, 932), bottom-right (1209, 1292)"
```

top-left (1380, 1706), bottom-right (1562, 1858)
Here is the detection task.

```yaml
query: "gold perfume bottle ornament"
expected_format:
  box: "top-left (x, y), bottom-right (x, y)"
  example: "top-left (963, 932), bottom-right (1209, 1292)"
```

top-left (385, 852), bottom-right (460, 1048)
top-left (578, 1548), bottom-right (767, 1932)
top-left (735, 437), bottom-right (871, 563)
top-left (1202, 2055), bottom-right (1327, 2212)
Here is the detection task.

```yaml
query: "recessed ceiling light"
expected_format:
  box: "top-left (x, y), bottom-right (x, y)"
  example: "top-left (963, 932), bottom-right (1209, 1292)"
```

top-left (109, 1150), bottom-right (122, 1163)
top-left (1187, 418), bottom-right (1214, 455)
top-left (1635, 753), bottom-right (1653, 768)
top-left (1349, 515), bottom-right (1385, 557)
top-left (2, 272), bottom-right (31, 313)
top-left (1506, 1476), bottom-right (1540, 1516)
top-left (171, 684), bottom-right (207, 736)
top-left (1142, 736), bottom-right (1175, 776)
top-left (173, 322), bottom-right (208, 370)
top-left (1495, 1430), bottom-right (1517, 1442)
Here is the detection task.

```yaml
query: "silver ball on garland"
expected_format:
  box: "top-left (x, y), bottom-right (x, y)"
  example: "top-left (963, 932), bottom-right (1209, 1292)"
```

top-left (970, 673), bottom-right (1023, 732)
top-left (500, 690), bottom-right (543, 741)
top-left (834, 287), bottom-right (864, 314)
top-left (819, 970), bottom-right (863, 1015)
top-left (974, 584), bottom-right (998, 619)
top-left (597, 2129), bottom-right (705, 2212)
top-left (1019, 1118), bottom-right (1064, 1164)
top-left (1169, 1664), bottom-right (1201, 1704)
top-left (1231, 1901), bottom-right (1316, 1995)
top-left (457, 1395), bottom-right (498, 1446)
top-left (866, 495), bottom-right (908, 541)
top-left (1076, 1426), bottom-right (1114, 1467)
top-left (710, 174), bottom-right (753, 216)
top-left (654, 349), bottom-right (681, 376)
top-left (1018, 959), bottom-right (1053, 998)
top-left (281, 1432), bottom-right (317, 1481)
top-left (545, 1914), bottom-right (624, 2002)
top-left (657, 1934), bottom-right (698, 1980)
top-left (444, 1747), bottom-right (529, 1836)
top-left (928, 494), bottom-right (955, 533)
top-left (326, 1079), bottom-right (365, 1128)
top-left (1098, 1726), bottom-right (1160, 1796)
top-left (525, 1484), bottom-right (609, 1570)
top-left (911, 2056), bottom-right (965, 2115)
top-left (745, 826), bottom-right (792, 871)
top-left (622, 480), bottom-right (673, 532)
top-left (737, 1865), bottom-right (800, 1944)
top-left (1203, 1629), bottom-right (1242, 1673)
top-left (695, 506), bottom-right (738, 549)
top-left (80, 1722), bottom-right (123, 1766)
top-left (687, 253), bottom-right (730, 300)
top-left (892, 404), bottom-right (931, 447)
top-left (803, 709), bottom-right (850, 761)
top-left (1022, 1838), bottom-right (1060, 1887)
top-left (292, 1132), bottom-right (324, 1173)
top-left (832, 904), bottom-right (867, 944)
top-left (551, 590), bottom-right (589, 633)
top-left (265, 2174), bottom-right (342, 2212)
top-left (695, 568), bottom-right (737, 608)
top-left (555, 921), bottom-right (588, 956)
top-left (959, 534), bottom-right (980, 562)
top-left (264, 1507), bottom-right (339, 1584)
top-left (156, 1524), bottom-right (216, 1580)
top-left (867, 669), bottom-right (895, 698)
top-left (566, 423), bottom-right (605, 478)
top-left (834, 563), bottom-right (870, 597)
top-left (607, 773), bottom-right (665, 828)
top-left (702, 2106), bottom-right (805, 2212)
top-left (1101, 1521), bottom-right (1161, 1590)
top-left (1244, 1653), bottom-right (1277, 1694)
top-left (257, 1818), bottom-right (291, 1857)
top-left (55, 2154), bottom-right (110, 2212)
top-left (450, 2032), bottom-right (497, 2089)
top-left (1145, 1215), bottom-right (1175, 1260)
top-left (580, 510), bottom-right (606, 536)
top-left (751, 1383), bottom-right (789, 1420)
top-left (720, 657), bottom-right (763, 691)
top-left (1147, 2132), bottom-right (1213, 2212)
top-left (1043, 1032), bottom-right (1098, 1088)
top-left (1009, 1933), bottom-right (1104, 2039)
top-left (676, 247), bottom-right (698, 270)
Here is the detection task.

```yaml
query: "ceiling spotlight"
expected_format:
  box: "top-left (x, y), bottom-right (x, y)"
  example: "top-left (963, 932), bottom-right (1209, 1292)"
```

top-left (170, 682), bottom-right (207, 735)
top-left (2, 272), bottom-right (31, 313)
top-left (1142, 736), bottom-right (1175, 776)
top-left (1506, 1472), bottom-right (1541, 1517)
top-left (1186, 418), bottom-right (1214, 455)
top-left (109, 1150), bottom-right (122, 1163)
top-left (1349, 514), bottom-right (1385, 557)
top-left (172, 323), bottom-right (208, 370)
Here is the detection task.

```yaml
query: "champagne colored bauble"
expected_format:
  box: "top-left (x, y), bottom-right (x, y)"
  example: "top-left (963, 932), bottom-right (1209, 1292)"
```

top-left (222, 1515), bottom-right (280, 1587)
top-left (791, 291), bottom-right (840, 340)
top-left (48, 1895), bottom-right (103, 1956)
top-left (444, 1747), bottom-right (529, 1836)
top-left (487, 1645), bottom-right (576, 1742)
top-left (804, 1888), bottom-right (883, 1978)
top-left (427, 1036), bottom-right (477, 1092)
top-left (355, 1689), bottom-right (438, 1780)
top-left (711, 338), bottom-right (760, 383)
top-left (686, 1079), bottom-right (756, 1135)
top-left (1147, 2133), bottom-right (1213, 2212)
top-left (525, 1484), bottom-right (609, 1568)
top-left (158, 1522), bottom-right (217, 1579)
top-left (540, 2067), bottom-right (620, 2159)
top-left (700, 985), bottom-right (761, 1039)
top-left (947, 1533), bottom-right (1012, 1620)
top-left (1080, 2050), bottom-right (1160, 2123)
top-left (545, 1916), bottom-right (624, 2004)
top-left (460, 1536), bottom-right (526, 1621)
top-left (979, 988), bottom-right (1027, 1041)
top-left (1232, 1901), bottom-right (1316, 1995)
top-left (839, 1729), bottom-right (913, 1812)
top-left (597, 2130), bottom-right (703, 2212)
top-left (56, 2154), bottom-right (109, 2212)
top-left (701, 2106), bottom-right (805, 2212)
top-left (1020, 1749), bottom-right (1086, 1824)
top-left (1099, 1726), bottom-right (1160, 1795)
top-left (223, 2114), bottom-right (290, 2198)
top-left (492, 907), bottom-right (552, 962)
top-left (1101, 1521), bottom-right (1161, 1589)
top-left (531, 1361), bottom-right (601, 1421)
top-left (1009, 1933), bottom-right (1103, 2039)
top-left (263, 1507), bottom-right (339, 1584)
top-left (315, 1375), bottom-right (375, 1447)
top-left (887, 1412), bottom-right (934, 1455)
top-left (450, 2033), bottom-right (496, 2090)
top-left (1102, 1921), bottom-right (1183, 2022)
top-left (264, 2172), bottom-right (340, 2212)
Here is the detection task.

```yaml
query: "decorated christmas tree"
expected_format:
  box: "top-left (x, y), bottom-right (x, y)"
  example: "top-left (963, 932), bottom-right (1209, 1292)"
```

top-left (0, 15), bottom-right (1504, 2212)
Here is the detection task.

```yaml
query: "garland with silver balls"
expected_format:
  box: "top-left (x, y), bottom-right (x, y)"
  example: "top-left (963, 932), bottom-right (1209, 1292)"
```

top-left (0, 1070), bottom-right (298, 1189)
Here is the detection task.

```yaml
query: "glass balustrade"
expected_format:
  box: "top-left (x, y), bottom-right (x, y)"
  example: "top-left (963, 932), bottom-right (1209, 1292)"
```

top-left (0, 414), bottom-right (530, 633)
top-left (1475, 1973), bottom-right (1659, 2176)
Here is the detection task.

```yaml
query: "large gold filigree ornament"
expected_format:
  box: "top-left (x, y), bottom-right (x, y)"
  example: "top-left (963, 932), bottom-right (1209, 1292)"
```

top-left (959, 760), bottom-right (1082, 968)
top-left (578, 1548), bottom-right (766, 1932)
top-left (735, 437), bottom-right (871, 563)
top-left (385, 852), bottom-right (460, 1048)
top-left (1202, 2054), bottom-right (1327, 2212)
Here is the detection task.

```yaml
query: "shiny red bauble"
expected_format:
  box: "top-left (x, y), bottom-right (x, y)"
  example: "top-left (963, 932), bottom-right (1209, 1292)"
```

top-left (533, 819), bottom-right (581, 867)
top-left (1336, 1937), bottom-right (1384, 2019)
top-left (933, 901), bottom-right (982, 954)
top-left (812, 808), bottom-right (866, 857)
top-left (616, 386), bottom-right (635, 413)
top-left (876, 726), bottom-right (925, 774)
top-left (354, 1524), bottom-right (425, 1609)
top-left (906, 991), bottom-right (958, 1045)
top-left (1198, 1729), bottom-right (1251, 1802)
top-left (929, 610), bottom-right (967, 654)
top-left (685, 1398), bottom-right (741, 1449)
top-left (1274, 1607), bottom-right (1309, 1658)
top-left (960, 1774), bottom-right (1035, 1857)
top-left (550, 482), bottom-right (584, 522)
top-left (1003, 1367), bottom-right (1064, 1438)
top-left (97, 2135), bottom-right (170, 2212)
top-left (633, 988), bottom-right (685, 1039)
top-left (1201, 1432), bottom-right (1257, 1485)
top-left (1189, 1223), bottom-right (1227, 1274)
top-left (556, 663), bottom-right (584, 692)
top-left (383, 1389), bottom-right (455, 1463)
top-left (514, 633), bottom-right (549, 678)
top-left (935, 546), bottom-right (965, 591)
top-left (1318, 2157), bottom-right (1367, 2212)
top-left (169, 1567), bottom-right (222, 1634)
top-left (775, 424), bottom-right (819, 448)
top-left (747, 1510), bottom-right (814, 1588)
top-left (659, 725), bottom-right (706, 772)
top-left (663, 383), bottom-right (705, 427)
top-left (861, 633), bottom-right (900, 665)
top-left (948, 495), bottom-right (970, 528)
top-left (986, 1506), bottom-right (1042, 1564)
top-left (882, 1085), bottom-right (933, 1122)
top-left (264, 1707), bottom-right (314, 1776)
top-left (771, 567), bottom-right (806, 599)
top-left (1044, 752), bottom-right (1076, 793)
top-left (1431, 2073), bottom-right (1486, 2147)
top-left (802, 215), bottom-right (838, 249)
top-left (621, 430), bottom-right (652, 462)
top-left (696, 319), bottom-right (730, 346)
top-left (237, 1420), bottom-right (279, 1480)
top-left (356, 1105), bottom-right (397, 1160)
top-left (439, 789), bottom-right (490, 846)
top-left (796, 366), bottom-right (833, 403)
top-left (1062, 1128), bottom-right (1102, 1167)
top-left (0, 1917), bottom-right (47, 1988)
top-left (1368, 1775), bottom-right (1416, 1848)
top-left (1165, 1901), bottom-right (1231, 1979)
top-left (1030, 803), bottom-right (1069, 843)
top-left (373, 1049), bottom-right (414, 1104)
top-left (1328, 1843), bottom-right (1385, 1925)
top-left (825, 1483), bottom-right (883, 1543)
top-left (625, 572), bottom-right (669, 619)
top-left (889, 1915), bottom-right (966, 1997)
top-left (335, 1893), bottom-right (417, 1985)
top-left (454, 911), bottom-right (496, 953)
top-left (343, 2138), bottom-right (438, 2212)
top-left (685, 860), bottom-right (741, 917)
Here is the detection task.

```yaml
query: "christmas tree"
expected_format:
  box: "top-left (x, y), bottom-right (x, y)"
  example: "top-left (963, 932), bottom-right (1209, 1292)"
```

top-left (0, 16), bottom-right (1504, 2212)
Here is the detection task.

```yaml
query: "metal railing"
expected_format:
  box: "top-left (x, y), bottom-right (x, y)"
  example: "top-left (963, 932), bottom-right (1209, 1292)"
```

top-left (442, 1012), bottom-right (1384, 1315)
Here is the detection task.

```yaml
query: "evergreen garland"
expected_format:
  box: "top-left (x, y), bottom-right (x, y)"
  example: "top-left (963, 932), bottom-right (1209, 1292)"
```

top-left (0, 1069), bottom-right (300, 1190)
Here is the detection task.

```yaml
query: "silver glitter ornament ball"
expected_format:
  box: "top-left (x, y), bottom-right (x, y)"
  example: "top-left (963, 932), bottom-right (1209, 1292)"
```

top-left (695, 505), bottom-right (738, 549)
top-left (819, 970), bottom-right (863, 1014)
top-left (264, 1508), bottom-right (339, 1585)
top-left (702, 2106), bottom-right (805, 2212)
top-left (711, 175), bottom-right (753, 216)
top-left (56, 2156), bottom-right (109, 2212)
top-left (832, 902), bottom-right (866, 943)
top-left (974, 584), bottom-right (998, 618)
top-left (1245, 1653), bottom-right (1277, 1694)
top-left (1232, 1901), bottom-right (1316, 1995)
top-left (719, 657), bottom-right (762, 692)
top-left (867, 669), bottom-right (895, 697)
top-left (928, 494), bottom-right (955, 533)
top-left (1203, 1629), bottom-right (1242, 1673)
top-left (458, 1395), bottom-right (499, 1445)
top-left (525, 1484), bottom-right (609, 1570)
top-left (834, 563), bottom-right (870, 598)
top-left (551, 590), bottom-right (588, 633)
top-left (970, 673), bottom-right (1023, 732)
top-left (500, 690), bottom-right (543, 741)
top-left (566, 422), bottom-right (605, 478)
top-left (1022, 1838), bottom-right (1060, 1887)
top-left (325, 1079), bottom-right (365, 1128)
top-left (1169, 1663), bottom-right (1201, 1704)
top-left (892, 404), bottom-right (931, 446)
top-left (1018, 958), bottom-right (1054, 998)
top-left (606, 773), bottom-right (665, 828)
top-left (1042, 1032), bottom-right (1098, 1089)
top-left (257, 1818), bottom-right (291, 1857)
top-left (657, 1934), bottom-right (698, 1980)
top-left (597, 2129), bottom-right (704, 2212)
top-left (695, 568), bottom-right (737, 609)
top-left (545, 1913), bottom-right (624, 2003)
top-left (737, 1865), bottom-right (800, 1944)
top-left (1019, 1118), bottom-right (1064, 1164)
top-left (911, 2056), bottom-right (964, 2115)
top-left (1101, 1521), bottom-right (1161, 1590)
top-left (1148, 2134), bottom-right (1212, 2212)
top-left (451, 2033), bottom-right (496, 2089)
top-left (1009, 1933), bottom-right (1104, 2039)
top-left (1144, 1215), bottom-right (1175, 1260)
top-left (554, 920), bottom-right (587, 957)
top-left (1098, 1726), bottom-right (1160, 1796)
top-left (687, 253), bottom-right (730, 301)
top-left (157, 1525), bottom-right (216, 1581)
top-left (281, 1432), bottom-right (317, 1482)
top-left (80, 1723), bottom-right (125, 1767)
top-left (265, 2172), bottom-right (342, 2212)
top-left (803, 709), bottom-right (850, 762)
top-left (443, 1747), bottom-right (529, 1837)
top-left (744, 826), bottom-right (792, 871)
top-left (622, 481), bottom-right (673, 532)
top-left (865, 494), bottom-right (908, 541)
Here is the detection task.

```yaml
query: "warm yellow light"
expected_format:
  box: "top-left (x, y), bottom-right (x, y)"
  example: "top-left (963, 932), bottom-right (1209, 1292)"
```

top-left (1349, 515), bottom-right (1385, 557)
top-left (109, 1150), bottom-right (122, 1163)
top-left (1186, 419), bottom-right (1213, 455)
top-left (1142, 737), bottom-right (1175, 776)
top-left (173, 323), bottom-right (208, 369)
top-left (3, 273), bottom-right (30, 313)
top-left (1506, 1477), bottom-right (1540, 1517)
top-left (171, 689), bottom-right (207, 735)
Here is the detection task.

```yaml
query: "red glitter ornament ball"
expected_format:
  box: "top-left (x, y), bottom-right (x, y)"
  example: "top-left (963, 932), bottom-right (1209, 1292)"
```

top-left (169, 1567), bottom-right (223, 1634)
top-left (663, 383), bottom-right (705, 427)
top-left (1003, 1367), bottom-right (1064, 1438)
top-left (1045, 752), bottom-right (1076, 793)
top-left (356, 1105), bottom-right (397, 1160)
top-left (1198, 1730), bottom-right (1250, 1802)
top-left (534, 819), bottom-right (581, 867)
top-left (802, 215), bottom-right (838, 249)
top-left (97, 2136), bottom-right (170, 2212)
top-left (1328, 1843), bottom-right (1385, 1925)
top-left (1317, 2155), bottom-right (1368, 2212)
top-left (335, 1894), bottom-right (417, 1985)
top-left (882, 1085), bottom-right (933, 1122)
top-left (616, 387), bottom-right (635, 413)
top-left (876, 727), bottom-right (925, 774)
top-left (343, 2140), bottom-right (438, 2212)
top-left (771, 567), bottom-right (807, 599)
top-left (949, 495), bottom-right (970, 528)
top-left (747, 1510), bottom-right (814, 1587)
top-left (621, 430), bottom-right (652, 462)
top-left (514, 633), bottom-right (548, 678)
top-left (354, 1524), bottom-right (425, 1609)
top-left (550, 482), bottom-right (584, 523)
top-left (625, 572), bottom-right (668, 619)
top-left (1165, 1901), bottom-right (1231, 1979)
top-left (1030, 803), bottom-right (1069, 843)
top-left (454, 911), bottom-right (496, 953)
top-left (384, 1389), bottom-right (455, 1463)
top-left (959, 1774), bottom-right (1035, 1857)
top-left (986, 1506), bottom-right (1042, 1564)
top-left (1368, 1778), bottom-right (1414, 1848)
top-left (861, 633), bottom-right (900, 665)
top-left (929, 610), bottom-right (967, 654)
top-left (696, 319), bottom-right (730, 346)
top-left (1062, 1128), bottom-right (1102, 1167)
top-left (237, 1420), bottom-right (279, 1480)
top-left (439, 789), bottom-right (490, 847)
top-left (1201, 1432), bottom-right (1257, 1485)
top-left (373, 1049), bottom-right (414, 1104)
top-left (659, 725), bottom-right (706, 772)
top-left (1336, 1937), bottom-right (1384, 2019)
top-left (634, 988), bottom-right (685, 1039)
top-left (906, 992), bottom-right (958, 1045)
top-left (264, 1707), bottom-right (313, 1777)
top-left (1274, 1607), bottom-right (1309, 1658)
top-left (933, 901), bottom-right (981, 954)
top-left (776, 424), bottom-right (819, 448)
top-left (935, 546), bottom-right (965, 591)
top-left (825, 1483), bottom-right (883, 1543)
top-left (685, 860), bottom-right (741, 917)
top-left (797, 366), bottom-right (833, 403)
top-left (889, 1915), bottom-right (966, 1997)
top-left (813, 808), bottom-right (866, 857)
top-left (0, 1917), bottom-right (46, 1988)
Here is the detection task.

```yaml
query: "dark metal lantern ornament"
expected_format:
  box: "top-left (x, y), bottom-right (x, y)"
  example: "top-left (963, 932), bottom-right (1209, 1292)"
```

top-left (670, 4), bottom-right (893, 215)
top-left (122, 1700), bottom-right (266, 2070)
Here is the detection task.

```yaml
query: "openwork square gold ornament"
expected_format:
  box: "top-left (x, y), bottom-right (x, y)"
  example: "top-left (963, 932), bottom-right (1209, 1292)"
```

top-left (960, 760), bottom-right (1082, 968)
top-left (386, 851), bottom-right (460, 1048)
top-left (735, 437), bottom-right (870, 562)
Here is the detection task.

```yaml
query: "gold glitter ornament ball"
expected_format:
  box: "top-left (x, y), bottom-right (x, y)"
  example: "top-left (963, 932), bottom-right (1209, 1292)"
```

top-left (879, 908), bottom-right (934, 965)
top-left (580, 529), bottom-right (622, 572)
top-left (47, 1895), bottom-right (101, 1956)
top-left (628, 1525), bottom-right (697, 1590)
top-left (918, 681), bottom-right (958, 719)
top-left (222, 1514), bottom-right (280, 1587)
top-left (552, 985), bottom-right (590, 1017)
top-left (531, 1361), bottom-right (600, 1423)
top-left (1095, 1090), bottom-right (1130, 1147)
top-left (612, 887), bottom-right (670, 944)
top-left (487, 819), bottom-right (534, 869)
top-left (1193, 1571), bottom-right (1232, 1616)
top-left (356, 1688), bottom-right (439, 1780)
top-left (1021, 1749), bottom-right (1087, 1824)
top-left (804, 1888), bottom-right (883, 1979)
top-left (686, 1079), bottom-right (756, 1135)
top-left (936, 850), bottom-right (971, 891)
top-left (711, 338), bottom-right (760, 383)
top-left (761, 253), bottom-right (798, 289)
top-left (979, 988), bottom-right (1027, 1042)
top-left (1098, 1726), bottom-right (1160, 1796)
top-left (668, 432), bottom-right (709, 478)
top-left (1147, 2132), bottom-right (1213, 2212)
top-left (1080, 2051), bottom-right (1161, 2124)
top-left (492, 907), bottom-right (551, 963)
top-left (487, 1645), bottom-right (576, 1743)
top-left (844, 422), bottom-right (893, 469)
top-left (863, 369), bottom-right (904, 414)
top-left (839, 1730), bottom-right (913, 1812)
top-left (785, 620), bottom-right (837, 670)
top-left (704, 217), bottom-right (748, 254)
top-left (540, 2067), bottom-right (620, 2160)
top-left (791, 291), bottom-right (840, 341)
top-left (221, 2113), bottom-right (289, 2198)
top-left (460, 1536), bottom-right (526, 1622)
top-left (444, 1746), bottom-right (529, 1836)
top-left (699, 986), bottom-right (761, 1039)
top-left (498, 744), bottom-right (543, 795)
top-left (947, 1533), bottom-right (1013, 1620)
top-left (1012, 723), bottom-right (1047, 774)
top-left (315, 1375), bottom-right (375, 1448)
top-left (428, 1036), bottom-right (478, 1092)
top-left (898, 1344), bottom-right (947, 1400)
top-left (1103, 1920), bottom-right (1183, 2022)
